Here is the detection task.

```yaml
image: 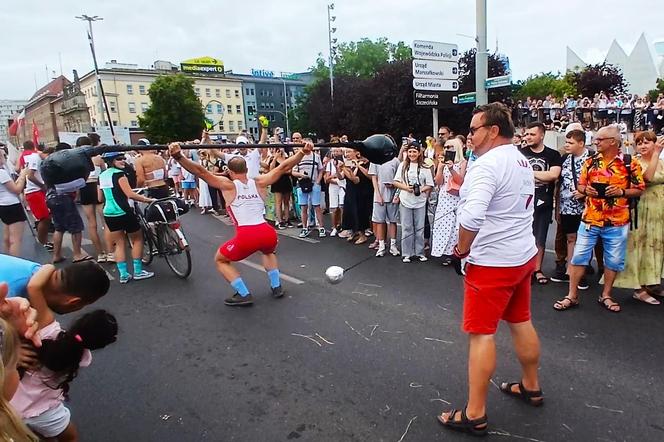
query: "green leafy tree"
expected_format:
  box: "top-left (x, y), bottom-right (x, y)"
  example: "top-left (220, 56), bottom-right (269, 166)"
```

top-left (138, 74), bottom-right (205, 143)
top-left (514, 72), bottom-right (576, 100)
top-left (646, 78), bottom-right (664, 101)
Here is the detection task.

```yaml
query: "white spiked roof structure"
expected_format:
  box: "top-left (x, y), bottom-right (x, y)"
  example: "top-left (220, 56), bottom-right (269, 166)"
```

top-left (566, 33), bottom-right (664, 95)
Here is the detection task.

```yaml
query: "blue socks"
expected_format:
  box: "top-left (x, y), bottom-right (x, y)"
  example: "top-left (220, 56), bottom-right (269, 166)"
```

top-left (133, 259), bottom-right (143, 274)
top-left (267, 269), bottom-right (281, 288)
top-left (116, 261), bottom-right (129, 279)
top-left (230, 277), bottom-right (250, 297)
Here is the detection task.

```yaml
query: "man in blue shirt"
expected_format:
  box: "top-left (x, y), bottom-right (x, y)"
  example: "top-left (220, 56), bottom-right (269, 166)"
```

top-left (0, 254), bottom-right (110, 313)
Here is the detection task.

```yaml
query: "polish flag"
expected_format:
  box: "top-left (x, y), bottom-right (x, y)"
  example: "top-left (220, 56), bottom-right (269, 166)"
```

top-left (32, 120), bottom-right (40, 145)
top-left (7, 109), bottom-right (25, 136)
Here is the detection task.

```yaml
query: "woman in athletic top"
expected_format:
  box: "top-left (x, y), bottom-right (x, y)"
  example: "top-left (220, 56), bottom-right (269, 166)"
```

top-left (98, 152), bottom-right (156, 284)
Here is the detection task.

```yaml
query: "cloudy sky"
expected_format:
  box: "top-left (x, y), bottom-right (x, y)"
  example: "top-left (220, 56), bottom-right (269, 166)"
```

top-left (2, 0), bottom-right (662, 100)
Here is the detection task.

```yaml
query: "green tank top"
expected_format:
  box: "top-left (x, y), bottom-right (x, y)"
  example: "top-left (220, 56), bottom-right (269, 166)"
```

top-left (99, 168), bottom-right (131, 217)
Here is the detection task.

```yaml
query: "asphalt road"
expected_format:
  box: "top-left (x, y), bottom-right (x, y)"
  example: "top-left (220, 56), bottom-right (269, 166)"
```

top-left (4, 210), bottom-right (664, 442)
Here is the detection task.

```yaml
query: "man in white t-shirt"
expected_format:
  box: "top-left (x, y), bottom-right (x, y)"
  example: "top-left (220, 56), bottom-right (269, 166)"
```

top-left (438, 103), bottom-right (542, 436)
top-left (292, 135), bottom-right (325, 238)
top-left (21, 141), bottom-right (52, 248)
top-left (369, 157), bottom-right (400, 256)
top-left (222, 135), bottom-right (264, 179)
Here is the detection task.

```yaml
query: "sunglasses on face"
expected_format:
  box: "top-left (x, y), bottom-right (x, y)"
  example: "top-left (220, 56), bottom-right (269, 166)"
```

top-left (468, 124), bottom-right (491, 135)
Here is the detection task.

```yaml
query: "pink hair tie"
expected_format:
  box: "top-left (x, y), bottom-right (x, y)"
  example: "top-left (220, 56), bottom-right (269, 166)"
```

top-left (74, 334), bottom-right (83, 343)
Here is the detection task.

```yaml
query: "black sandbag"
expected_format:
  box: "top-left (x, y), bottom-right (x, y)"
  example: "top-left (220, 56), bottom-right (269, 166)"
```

top-left (40, 147), bottom-right (94, 187)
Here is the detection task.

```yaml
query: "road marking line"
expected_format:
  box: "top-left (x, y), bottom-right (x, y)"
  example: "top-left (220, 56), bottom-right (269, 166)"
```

top-left (239, 259), bottom-right (304, 285)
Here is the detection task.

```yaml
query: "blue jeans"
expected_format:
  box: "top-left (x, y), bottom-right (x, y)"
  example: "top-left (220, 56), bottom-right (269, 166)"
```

top-left (570, 222), bottom-right (629, 272)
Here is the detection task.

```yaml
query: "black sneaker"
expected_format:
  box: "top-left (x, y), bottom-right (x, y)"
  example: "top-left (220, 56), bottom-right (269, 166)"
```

top-left (224, 293), bottom-right (254, 306)
top-left (577, 277), bottom-right (590, 291)
top-left (550, 270), bottom-right (570, 283)
top-left (271, 286), bottom-right (285, 298)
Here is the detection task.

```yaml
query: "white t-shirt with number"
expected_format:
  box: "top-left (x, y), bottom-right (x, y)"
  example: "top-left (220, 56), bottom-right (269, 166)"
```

top-left (23, 152), bottom-right (43, 195)
top-left (458, 144), bottom-right (537, 267)
top-left (0, 167), bottom-right (20, 206)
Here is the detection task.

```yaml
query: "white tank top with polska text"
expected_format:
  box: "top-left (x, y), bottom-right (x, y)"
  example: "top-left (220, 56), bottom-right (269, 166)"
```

top-left (228, 179), bottom-right (265, 226)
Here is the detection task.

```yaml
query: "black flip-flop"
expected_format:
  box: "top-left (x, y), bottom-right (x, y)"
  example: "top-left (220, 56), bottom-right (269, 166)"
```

top-left (72, 255), bottom-right (94, 263)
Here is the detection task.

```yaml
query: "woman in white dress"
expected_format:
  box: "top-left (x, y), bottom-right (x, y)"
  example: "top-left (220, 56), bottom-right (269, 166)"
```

top-left (430, 138), bottom-right (467, 264)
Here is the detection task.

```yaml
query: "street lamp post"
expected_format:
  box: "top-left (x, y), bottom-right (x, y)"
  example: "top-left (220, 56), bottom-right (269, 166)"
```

top-left (475, 0), bottom-right (488, 105)
top-left (76, 14), bottom-right (115, 137)
top-left (327, 4), bottom-right (337, 104)
top-left (281, 77), bottom-right (290, 137)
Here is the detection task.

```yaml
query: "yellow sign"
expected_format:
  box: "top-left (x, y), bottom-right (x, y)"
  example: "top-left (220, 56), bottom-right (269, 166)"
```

top-left (181, 56), bottom-right (225, 75)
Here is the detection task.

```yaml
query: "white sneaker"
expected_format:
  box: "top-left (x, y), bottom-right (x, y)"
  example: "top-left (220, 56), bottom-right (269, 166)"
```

top-left (330, 228), bottom-right (338, 237)
top-left (375, 247), bottom-right (386, 257)
top-left (416, 255), bottom-right (428, 262)
top-left (133, 270), bottom-right (155, 281)
top-left (318, 227), bottom-right (326, 238)
top-left (298, 228), bottom-right (310, 238)
top-left (390, 245), bottom-right (400, 256)
top-left (402, 256), bottom-right (411, 263)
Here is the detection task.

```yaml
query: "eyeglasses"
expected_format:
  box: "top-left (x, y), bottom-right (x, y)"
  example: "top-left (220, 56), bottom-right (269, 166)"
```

top-left (593, 137), bottom-right (615, 143)
top-left (468, 124), bottom-right (491, 135)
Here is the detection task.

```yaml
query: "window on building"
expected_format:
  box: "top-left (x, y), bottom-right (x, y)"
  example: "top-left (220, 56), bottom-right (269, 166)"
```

top-left (110, 101), bottom-right (117, 113)
top-left (229, 121), bottom-right (235, 131)
top-left (237, 121), bottom-right (243, 130)
top-left (234, 90), bottom-right (240, 98)
top-left (269, 91), bottom-right (274, 97)
top-left (215, 89), bottom-right (221, 98)
top-left (128, 102), bottom-right (136, 113)
top-left (131, 120), bottom-right (138, 127)
top-left (141, 102), bottom-right (149, 112)
top-left (218, 121), bottom-right (224, 131)
top-left (195, 88), bottom-right (200, 97)
top-left (251, 88), bottom-right (255, 95)
top-left (216, 104), bottom-right (223, 114)
top-left (236, 105), bottom-right (241, 113)
top-left (127, 84), bottom-right (134, 95)
top-left (206, 104), bottom-right (213, 114)
top-left (245, 88), bottom-right (250, 95)
top-left (139, 85), bottom-right (146, 95)
top-left (226, 89), bottom-right (231, 98)
top-left (227, 105), bottom-right (232, 114)
top-left (112, 120), bottom-right (118, 126)
top-left (270, 103), bottom-right (275, 109)
top-left (205, 88), bottom-right (211, 97)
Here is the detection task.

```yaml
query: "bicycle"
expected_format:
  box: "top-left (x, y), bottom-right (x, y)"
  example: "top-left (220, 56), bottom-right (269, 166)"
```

top-left (132, 189), bottom-right (192, 278)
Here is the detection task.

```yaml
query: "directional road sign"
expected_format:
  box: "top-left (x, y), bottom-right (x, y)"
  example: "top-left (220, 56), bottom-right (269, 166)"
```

top-left (412, 59), bottom-right (458, 80)
top-left (412, 40), bottom-right (459, 62)
top-left (485, 75), bottom-right (512, 89)
top-left (413, 78), bottom-right (459, 92)
top-left (457, 92), bottom-right (476, 104)
top-left (413, 91), bottom-right (458, 108)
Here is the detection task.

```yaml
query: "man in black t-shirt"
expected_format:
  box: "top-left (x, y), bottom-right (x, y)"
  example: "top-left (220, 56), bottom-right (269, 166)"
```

top-left (521, 122), bottom-right (562, 284)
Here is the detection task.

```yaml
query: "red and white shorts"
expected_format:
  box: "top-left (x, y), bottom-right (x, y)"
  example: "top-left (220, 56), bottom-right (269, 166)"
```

top-left (462, 256), bottom-right (537, 335)
top-left (25, 191), bottom-right (50, 221)
top-left (218, 223), bottom-right (278, 262)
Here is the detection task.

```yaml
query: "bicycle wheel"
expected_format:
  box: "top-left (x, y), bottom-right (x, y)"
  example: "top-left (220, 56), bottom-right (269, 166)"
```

top-left (161, 225), bottom-right (192, 278)
top-left (141, 223), bottom-right (155, 266)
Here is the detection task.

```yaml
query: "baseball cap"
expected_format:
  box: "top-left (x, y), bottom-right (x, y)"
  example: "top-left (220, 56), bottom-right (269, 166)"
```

top-left (236, 135), bottom-right (249, 145)
top-left (137, 138), bottom-right (150, 146)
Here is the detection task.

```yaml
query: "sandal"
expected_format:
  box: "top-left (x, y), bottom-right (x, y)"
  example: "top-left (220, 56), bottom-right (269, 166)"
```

top-left (598, 296), bottom-right (621, 313)
top-left (632, 290), bottom-right (660, 305)
top-left (437, 407), bottom-right (488, 437)
top-left (72, 255), bottom-right (94, 264)
top-left (553, 296), bottom-right (579, 311)
top-left (499, 381), bottom-right (544, 407)
top-left (533, 270), bottom-right (549, 285)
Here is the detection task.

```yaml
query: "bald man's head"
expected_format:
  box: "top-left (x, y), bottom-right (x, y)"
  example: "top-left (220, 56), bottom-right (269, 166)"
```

top-left (228, 156), bottom-right (248, 174)
top-left (595, 125), bottom-right (621, 153)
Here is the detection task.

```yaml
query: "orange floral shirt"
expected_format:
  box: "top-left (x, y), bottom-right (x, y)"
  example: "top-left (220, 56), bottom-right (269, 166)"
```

top-left (578, 153), bottom-right (645, 227)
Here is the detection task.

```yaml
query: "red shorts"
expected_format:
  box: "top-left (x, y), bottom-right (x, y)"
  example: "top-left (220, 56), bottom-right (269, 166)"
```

top-left (25, 191), bottom-right (50, 221)
top-left (219, 223), bottom-right (278, 262)
top-left (462, 256), bottom-right (537, 335)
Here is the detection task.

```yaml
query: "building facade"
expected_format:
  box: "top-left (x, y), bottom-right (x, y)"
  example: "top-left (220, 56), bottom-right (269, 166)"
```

top-left (21, 76), bottom-right (70, 146)
top-left (79, 59), bottom-right (245, 139)
top-left (229, 71), bottom-right (309, 138)
top-left (0, 100), bottom-right (27, 144)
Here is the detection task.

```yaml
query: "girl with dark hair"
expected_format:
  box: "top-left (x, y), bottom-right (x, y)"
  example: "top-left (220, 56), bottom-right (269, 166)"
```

top-left (10, 274), bottom-right (117, 441)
